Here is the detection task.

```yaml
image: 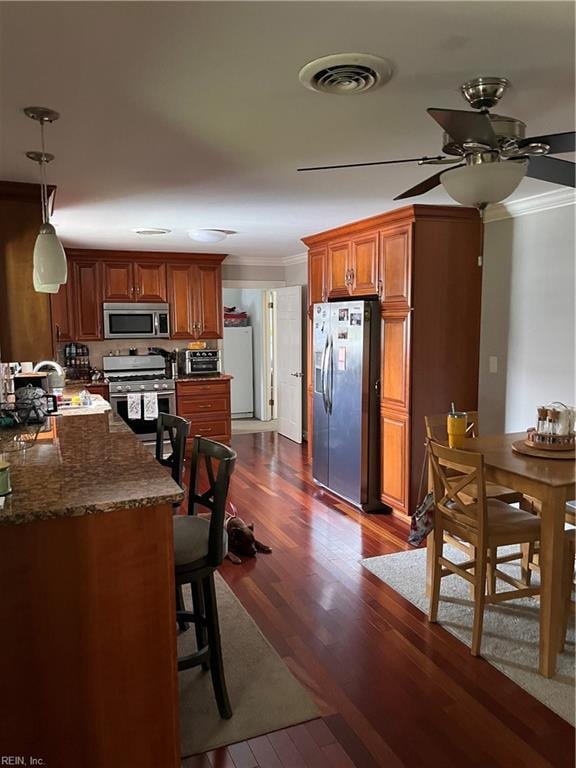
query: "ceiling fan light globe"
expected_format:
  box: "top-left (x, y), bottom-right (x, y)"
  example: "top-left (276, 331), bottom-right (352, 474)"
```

top-left (33, 222), bottom-right (68, 286)
top-left (441, 160), bottom-right (528, 206)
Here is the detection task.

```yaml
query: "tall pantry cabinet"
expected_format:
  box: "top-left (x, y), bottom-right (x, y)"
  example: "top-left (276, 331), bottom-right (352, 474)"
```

top-left (302, 204), bottom-right (483, 518)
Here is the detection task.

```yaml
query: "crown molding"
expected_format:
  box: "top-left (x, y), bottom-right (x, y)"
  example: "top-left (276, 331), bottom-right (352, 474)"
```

top-left (222, 255), bottom-right (285, 267)
top-left (282, 252), bottom-right (307, 266)
top-left (484, 188), bottom-right (576, 223)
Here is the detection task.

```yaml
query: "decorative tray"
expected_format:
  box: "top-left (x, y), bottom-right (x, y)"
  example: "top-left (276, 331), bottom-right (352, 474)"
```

top-left (512, 440), bottom-right (576, 461)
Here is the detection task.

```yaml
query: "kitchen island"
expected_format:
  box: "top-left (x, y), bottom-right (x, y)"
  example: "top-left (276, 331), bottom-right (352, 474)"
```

top-left (0, 410), bottom-right (183, 768)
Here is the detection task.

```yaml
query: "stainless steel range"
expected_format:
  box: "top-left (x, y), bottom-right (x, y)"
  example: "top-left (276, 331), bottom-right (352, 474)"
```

top-left (103, 355), bottom-right (176, 441)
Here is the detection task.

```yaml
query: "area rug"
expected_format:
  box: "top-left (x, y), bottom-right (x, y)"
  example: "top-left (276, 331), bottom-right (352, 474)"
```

top-left (231, 418), bottom-right (279, 435)
top-left (178, 575), bottom-right (319, 756)
top-left (361, 546), bottom-right (575, 725)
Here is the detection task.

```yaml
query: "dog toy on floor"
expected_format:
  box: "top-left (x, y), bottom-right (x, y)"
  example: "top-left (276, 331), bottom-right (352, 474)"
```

top-left (225, 502), bottom-right (272, 564)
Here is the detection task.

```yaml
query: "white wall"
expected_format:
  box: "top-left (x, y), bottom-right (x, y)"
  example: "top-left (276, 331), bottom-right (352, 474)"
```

top-left (479, 204), bottom-right (575, 433)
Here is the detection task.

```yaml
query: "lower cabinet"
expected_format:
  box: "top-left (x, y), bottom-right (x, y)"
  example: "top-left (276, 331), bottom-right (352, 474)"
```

top-left (176, 378), bottom-right (231, 446)
top-left (380, 410), bottom-right (409, 514)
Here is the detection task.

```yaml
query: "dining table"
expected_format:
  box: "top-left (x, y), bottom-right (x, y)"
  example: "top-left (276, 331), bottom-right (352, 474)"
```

top-left (426, 431), bottom-right (575, 678)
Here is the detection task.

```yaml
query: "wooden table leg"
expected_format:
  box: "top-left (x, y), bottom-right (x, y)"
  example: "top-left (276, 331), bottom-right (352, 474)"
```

top-left (538, 487), bottom-right (567, 678)
top-left (426, 530), bottom-right (435, 598)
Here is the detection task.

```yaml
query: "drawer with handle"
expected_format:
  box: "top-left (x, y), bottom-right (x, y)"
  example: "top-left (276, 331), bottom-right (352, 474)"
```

top-left (176, 379), bottom-right (229, 396)
top-left (178, 396), bottom-right (229, 416)
top-left (187, 418), bottom-right (231, 440)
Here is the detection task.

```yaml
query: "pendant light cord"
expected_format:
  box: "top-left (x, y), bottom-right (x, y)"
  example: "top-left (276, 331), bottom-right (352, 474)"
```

top-left (39, 118), bottom-right (48, 224)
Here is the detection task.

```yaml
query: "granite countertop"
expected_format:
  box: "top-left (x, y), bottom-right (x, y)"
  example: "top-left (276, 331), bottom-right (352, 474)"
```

top-left (0, 410), bottom-right (184, 526)
top-left (176, 374), bottom-right (233, 382)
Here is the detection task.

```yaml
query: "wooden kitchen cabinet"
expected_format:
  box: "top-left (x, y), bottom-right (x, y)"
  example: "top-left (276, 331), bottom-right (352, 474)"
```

top-left (326, 241), bottom-right (350, 299)
top-left (194, 263), bottom-right (223, 339)
top-left (167, 263), bottom-right (195, 339)
top-left (303, 204), bottom-right (483, 517)
top-left (308, 246), bottom-right (326, 305)
top-left (134, 261), bottom-right (167, 302)
top-left (349, 230), bottom-right (379, 296)
top-left (0, 182), bottom-right (55, 361)
top-left (167, 261), bottom-right (223, 340)
top-left (53, 251), bottom-right (225, 343)
top-left (72, 258), bottom-right (103, 341)
top-left (50, 279), bottom-right (75, 345)
top-left (103, 259), bottom-right (167, 302)
top-left (103, 261), bottom-right (133, 301)
top-left (176, 377), bottom-right (231, 446)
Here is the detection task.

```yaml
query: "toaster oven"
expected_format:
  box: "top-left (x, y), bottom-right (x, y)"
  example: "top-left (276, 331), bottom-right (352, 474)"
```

top-left (178, 349), bottom-right (221, 376)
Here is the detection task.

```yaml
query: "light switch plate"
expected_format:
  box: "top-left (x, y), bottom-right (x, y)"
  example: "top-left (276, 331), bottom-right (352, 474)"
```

top-left (489, 355), bottom-right (498, 374)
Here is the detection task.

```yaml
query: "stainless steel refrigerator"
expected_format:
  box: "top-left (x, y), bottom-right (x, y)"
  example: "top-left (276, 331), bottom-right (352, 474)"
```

top-left (312, 300), bottom-right (383, 512)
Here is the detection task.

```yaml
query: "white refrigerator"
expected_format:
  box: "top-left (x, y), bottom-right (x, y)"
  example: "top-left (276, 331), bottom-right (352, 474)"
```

top-left (223, 327), bottom-right (254, 417)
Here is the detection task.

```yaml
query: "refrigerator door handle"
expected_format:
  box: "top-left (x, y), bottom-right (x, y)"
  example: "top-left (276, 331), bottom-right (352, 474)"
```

top-left (320, 337), bottom-right (329, 413)
top-left (327, 336), bottom-right (334, 414)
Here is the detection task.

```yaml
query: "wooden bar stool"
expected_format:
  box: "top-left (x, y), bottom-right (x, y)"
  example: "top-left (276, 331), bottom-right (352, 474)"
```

top-left (155, 412), bottom-right (190, 494)
top-left (427, 440), bottom-right (542, 656)
top-left (173, 436), bottom-right (237, 719)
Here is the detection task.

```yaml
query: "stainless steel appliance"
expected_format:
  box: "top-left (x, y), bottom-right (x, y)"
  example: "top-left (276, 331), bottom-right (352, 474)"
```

top-left (312, 300), bottom-right (383, 512)
top-left (178, 349), bottom-right (220, 376)
top-left (103, 354), bottom-right (175, 441)
top-left (103, 303), bottom-right (170, 339)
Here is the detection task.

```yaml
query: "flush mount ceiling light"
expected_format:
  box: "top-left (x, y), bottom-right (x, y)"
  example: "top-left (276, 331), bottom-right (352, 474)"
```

top-left (189, 229), bottom-right (231, 244)
top-left (25, 106), bottom-right (67, 294)
top-left (299, 53), bottom-right (393, 95)
top-left (441, 158), bottom-right (528, 207)
top-left (132, 228), bottom-right (171, 236)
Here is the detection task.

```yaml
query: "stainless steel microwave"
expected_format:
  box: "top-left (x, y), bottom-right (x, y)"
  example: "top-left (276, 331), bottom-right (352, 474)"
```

top-left (103, 303), bottom-right (170, 339)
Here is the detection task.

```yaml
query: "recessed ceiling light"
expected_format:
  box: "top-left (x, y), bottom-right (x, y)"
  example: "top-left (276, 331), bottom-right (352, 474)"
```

top-left (133, 227), bottom-right (171, 236)
top-left (189, 229), bottom-right (231, 243)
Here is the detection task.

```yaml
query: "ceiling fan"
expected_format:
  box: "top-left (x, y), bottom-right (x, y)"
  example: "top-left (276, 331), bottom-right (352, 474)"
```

top-left (298, 77), bottom-right (575, 206)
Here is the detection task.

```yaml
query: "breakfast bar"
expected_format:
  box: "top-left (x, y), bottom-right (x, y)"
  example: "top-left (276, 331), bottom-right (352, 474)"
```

top-left (0, 410), bottom-right (183, 768)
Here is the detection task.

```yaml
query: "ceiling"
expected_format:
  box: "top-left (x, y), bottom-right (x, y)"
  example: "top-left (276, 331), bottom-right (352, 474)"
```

top-left (1, 1), bottom-right (574, 264)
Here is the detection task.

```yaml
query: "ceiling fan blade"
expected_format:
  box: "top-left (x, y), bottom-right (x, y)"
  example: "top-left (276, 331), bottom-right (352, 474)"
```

top-left (393, 165), bottom-right (464, 200)
top-left (297, 155), bottom-right (448, 172)
top-left (526, 156), bottom-right (576, 187)
top-left (427, 108), bottom-right (498, 149)
top-left (518, 131), bottom-right (575, 155)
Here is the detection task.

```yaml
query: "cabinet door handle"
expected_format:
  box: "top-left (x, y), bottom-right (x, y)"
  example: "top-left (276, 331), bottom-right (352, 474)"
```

top-left (378, 278), bottom-right (383, 299)
top-left (56, 325), bottom-right (61, 342)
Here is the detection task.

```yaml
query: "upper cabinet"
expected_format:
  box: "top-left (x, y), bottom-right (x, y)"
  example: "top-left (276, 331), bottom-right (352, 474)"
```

top-left (378, 225), bottom-right (412, 307)
top-left (313, 231), bottom-right (380, 300)
top-left (72, 259), bottom-right (103, 340)
top-left (54, 251), bottom-right (225, 343)
top-left (102, 259), bottom-right (167, 302)
top-left (134, 261), bottom-right (167, 302)
top-left (308, 246), bottom-right (326, 306)
top-left (167, 261), bottom-right (223, 340)
top-left (349, 230), bottom-right (379, 297)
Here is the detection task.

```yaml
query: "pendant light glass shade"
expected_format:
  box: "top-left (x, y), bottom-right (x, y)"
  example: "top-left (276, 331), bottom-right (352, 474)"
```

top-left (33, 264), bottom-right (60, 294)
top-left (441, 160), bottom-right (528, 206)
top-left (33, 222), bottom-right (67, 288)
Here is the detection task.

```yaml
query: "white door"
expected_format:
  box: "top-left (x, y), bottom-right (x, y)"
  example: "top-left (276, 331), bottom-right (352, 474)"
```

top-left (275, 286), bottom-right (302, 443)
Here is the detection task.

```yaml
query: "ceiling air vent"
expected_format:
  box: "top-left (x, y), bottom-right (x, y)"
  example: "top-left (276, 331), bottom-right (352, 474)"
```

top-left (299, 53), bottom-right (393, 95)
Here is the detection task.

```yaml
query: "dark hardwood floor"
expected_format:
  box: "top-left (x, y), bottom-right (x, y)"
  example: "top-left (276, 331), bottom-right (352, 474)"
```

top-left (182, 432), bottom-right (574, 768)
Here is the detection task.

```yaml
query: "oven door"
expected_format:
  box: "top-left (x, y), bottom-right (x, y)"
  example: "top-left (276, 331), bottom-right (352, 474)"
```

top-left (110, 391), bottom-right (176, 440)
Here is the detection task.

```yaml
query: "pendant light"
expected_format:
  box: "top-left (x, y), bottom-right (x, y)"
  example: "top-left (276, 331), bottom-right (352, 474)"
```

top-left (25, 106), bottom-right (67, 293)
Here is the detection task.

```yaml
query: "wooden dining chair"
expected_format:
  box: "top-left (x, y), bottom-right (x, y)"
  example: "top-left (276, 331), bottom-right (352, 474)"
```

top-left (155, 413), bottom-right (190, 493)
top-left (424, 413), bottom-right (529, 583)
top-left (173, 436), bottom-right (237, 719)
top-left (427, 440), bottom-right (542, 656)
